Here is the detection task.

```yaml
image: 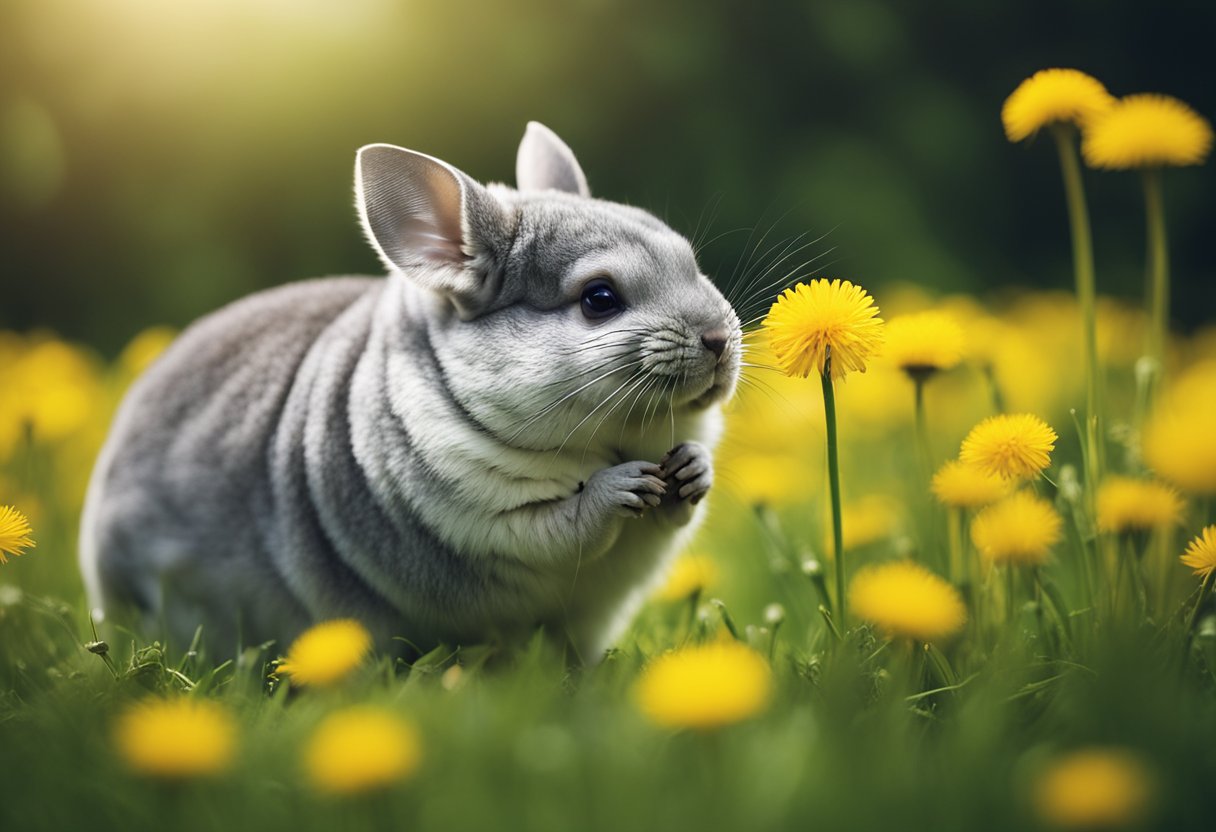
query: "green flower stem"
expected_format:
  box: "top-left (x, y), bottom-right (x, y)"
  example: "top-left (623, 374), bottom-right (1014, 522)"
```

top-left (947, 507), bottom-right (964, 587)
top-left (913, 374), bottom-right (933, 483)
top-left (1006, 566), bottom-right (1018, 629)
top-left (1186, 572), bottom-right (1214, 638)
top-left (982, 364), bottom-right (1006, 414)
top-left (1051, 125), bottom-right (1103, 500)
top-left (1142, 166), bottom-right (1169, 399)
top-left (821, 359), bottom-right (846, 629)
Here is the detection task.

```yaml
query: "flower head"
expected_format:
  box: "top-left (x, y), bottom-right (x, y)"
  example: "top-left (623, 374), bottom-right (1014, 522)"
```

top-left (971, 491), bottom-right (1063, 566)
top-left (114, 698), bottom-right (237, 779)
top-left (762, 279), bottom-right (884, 381)
top-left (653, 554), bottom-right (719, 602)
top-left (305, 706), bottom-right (422, 795)
top-left (0, 505), bottom-right (35, 564)
top-left (960, 413), bottom-right (1057, 481)
top-left (1032, 748), bottom-right (1154, 829)
top-left (1143, 361), bottom-right (1216, 494)
top-left (931, 460), bottom-right (1012, 509)
top-left (1096, 477), bottom-right (1184, 534)
top-left (278, 619), bottom-right (372, 687)
top-left (883, 310), bottom-right (965, 378)
top-left (1181, 526), bottom-right (1216, 579)
top-left (849, 560), bottom-right (966, 642)
top-left (119, 326), bottom-right (177, 379)
top-left (722, 450), bottom-right (812, 507)
top-left (1083, 94), bottom-right (1213, 168)
top-left (633, 641), bottom-right (773, 730)
top-left (828, 494), bottom-right (904, 553)
top-left (1002, 69), bottom-right (1114, 141)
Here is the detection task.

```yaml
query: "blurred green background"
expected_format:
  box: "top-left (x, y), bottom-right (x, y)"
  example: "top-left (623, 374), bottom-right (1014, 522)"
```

top-left (2, 0), bottom-right (1213, 354)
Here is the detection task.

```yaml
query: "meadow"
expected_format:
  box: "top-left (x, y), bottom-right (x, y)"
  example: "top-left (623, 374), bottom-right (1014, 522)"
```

top-left (2, 70), bottom-right (1215, 832)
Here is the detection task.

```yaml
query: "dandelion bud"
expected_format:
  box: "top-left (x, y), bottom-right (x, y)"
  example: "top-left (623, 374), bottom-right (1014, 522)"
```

top-left (764, 603), bottom-right (786, 627)
top-left (1058, 465), bottom-right (1083, 504)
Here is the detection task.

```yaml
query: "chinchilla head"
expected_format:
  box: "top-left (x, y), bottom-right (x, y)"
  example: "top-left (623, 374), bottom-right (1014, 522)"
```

top-left (355, 122), bottom-right (741, 450)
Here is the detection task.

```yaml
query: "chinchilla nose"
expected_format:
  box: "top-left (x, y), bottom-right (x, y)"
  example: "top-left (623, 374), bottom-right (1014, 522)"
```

top-left (700, 328), bottom-right (727, 359)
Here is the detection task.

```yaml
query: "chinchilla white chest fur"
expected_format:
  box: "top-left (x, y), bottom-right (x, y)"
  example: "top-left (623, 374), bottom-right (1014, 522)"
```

top-left (80, 123), bottom-right (741, 660)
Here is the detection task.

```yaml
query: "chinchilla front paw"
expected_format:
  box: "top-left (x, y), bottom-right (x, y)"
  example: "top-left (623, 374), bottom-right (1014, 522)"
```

top-left (586, 461), bottom-right (667, 518)
top-left (660, 442), bottom-right (713, 505)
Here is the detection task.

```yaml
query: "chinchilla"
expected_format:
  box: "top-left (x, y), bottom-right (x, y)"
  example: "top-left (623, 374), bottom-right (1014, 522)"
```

top-left (79, 122), bottom-right (741, 661)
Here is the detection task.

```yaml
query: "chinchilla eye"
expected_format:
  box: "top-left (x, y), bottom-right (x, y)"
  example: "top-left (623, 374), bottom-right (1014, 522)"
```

top-left (580, 281), bottom-right (623, 319)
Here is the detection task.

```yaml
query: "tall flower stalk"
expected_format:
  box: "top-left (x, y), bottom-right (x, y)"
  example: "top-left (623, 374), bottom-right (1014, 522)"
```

top-left (1002, 69), bottom-right (1113, 509)
top-left (1050, 123), bottom-right (1104, 493)
top-left (885, 310), bottom-right (964, 508)
top-left (763, 279), bottom-right (885, 629)
top-left (1082, 93), bottom-right (1213, 403)
top-left (1140, 167), bottom-right (1168, 388)
top-left (820, 354), bottom-right (846, 622)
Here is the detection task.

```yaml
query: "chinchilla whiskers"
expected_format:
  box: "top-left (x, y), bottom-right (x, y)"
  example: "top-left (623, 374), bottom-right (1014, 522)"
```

top-left (616, 372), bottom-right (662, 447)
top-left (687, 191), bottom-right (721, 255)
top-left (725, 226), bottom-right (814, 306)
top-left (552, 368), bottom-right (649, 460)
top-left (733, 372), bottom-right (791, 412)
top-left (536, 348), bottom-right (640, 391)
top-left (511, 357), bottom-right (642, 429)
top-left (509, 357), bottom-right (646, 436)
top-left (737, 360), bottom-right (785, 375)
top-left (668, 369), bottom-right (688, 448)
top-left (578, 371), bottom-right (657, 463)
top-left (505, 357), bottom-right (647, 442)
top-left (567, 327), bottom-right (652, 354)
top-left (727, 223), bottom-right (835, 310)
top-left (733, 246), bottom-right (839, 321)
top-left (640, 374), bottom-right (676, 434)
top-left (722, 202), bottom-right (799, 293)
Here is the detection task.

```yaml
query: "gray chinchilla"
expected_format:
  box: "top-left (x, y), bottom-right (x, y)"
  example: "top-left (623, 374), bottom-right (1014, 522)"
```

top-left (79, 122), bottom-right (741, 661)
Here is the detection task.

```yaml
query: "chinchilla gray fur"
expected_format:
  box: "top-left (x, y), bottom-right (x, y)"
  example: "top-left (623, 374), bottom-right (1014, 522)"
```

top-left (79, 122), bottom-right (741, 661)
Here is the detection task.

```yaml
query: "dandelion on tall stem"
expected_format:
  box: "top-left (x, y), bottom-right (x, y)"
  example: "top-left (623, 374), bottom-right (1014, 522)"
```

top-left (885, 311), bottom-right (965, 486)
top-left (1003, 68), bottom-right (1114, 504)
top-left (1083, 93), bottom-right (1213, 404)
top-left (763, 278), bottom-right (884, 628)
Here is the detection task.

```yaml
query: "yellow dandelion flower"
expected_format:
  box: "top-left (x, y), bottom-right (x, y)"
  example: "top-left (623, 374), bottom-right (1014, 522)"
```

top-left (1033, 748), bottom-right (1153, 829)
top-left (1002, 68), bottom-right (1115, 141)
top-left (277, 619), bottom-right (372, 687)
top-left (960, 413), bottom-right (1057, 481)
top-left (119, 326), bottom-right (177, 379)
top-left (653, 554), bottom-right (719, 602)
top-left (114, 698), bottom-right (237, 779)
top-left (849, 560), bottom-right (966, 642)
top-left (1095, 477), bottom-right (1184, 534)
top-left (1083, 94), bottom-right (1213, 169)
top-left (931, 460), bottom-right (1011, 509)
top-left (971, 491), bottom-right (1063, 566)
top-left (883, 310), bottom-right (965, 378)
top-left (762, 279), bottom-right (884, 381)
top-left (1181, 526), bottom-right (1216, 579)
top-left (0, 505), bottom-right (36, 564)
top-left (3, 336), bottom-right (105, 443)
top-left (826, 494), bottom-right (904, 553)
top-left (1143, 361), bottom-right (1216, 494)
top-left (305, 707), bottom-right (422, 795)
top-left (633, 641), bottom-right (773, 730)
top-left (721, 450), bottom-right (813, 507)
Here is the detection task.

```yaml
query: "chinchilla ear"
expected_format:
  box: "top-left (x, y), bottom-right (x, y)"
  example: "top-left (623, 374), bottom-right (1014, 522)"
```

top-left (355, 144), bottom-right (512, 314)
top-left (515, 121), bottom-right (591, 197)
